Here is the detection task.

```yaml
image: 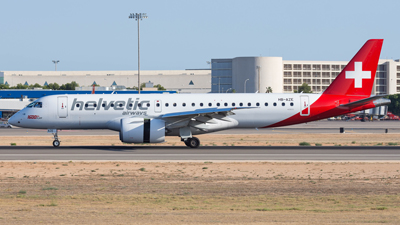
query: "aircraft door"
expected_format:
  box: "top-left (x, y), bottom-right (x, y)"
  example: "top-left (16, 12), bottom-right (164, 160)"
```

top-left (58, 96), bottom-right (68, 118)
top-left (300, 95), bottom-right (310, 116)
top-left (154, 100), bottom-right (162, 113)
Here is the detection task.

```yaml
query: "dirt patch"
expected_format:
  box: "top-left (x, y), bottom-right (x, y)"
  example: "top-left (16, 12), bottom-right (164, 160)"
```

top-left (1, 161), bottom-right (400, 224)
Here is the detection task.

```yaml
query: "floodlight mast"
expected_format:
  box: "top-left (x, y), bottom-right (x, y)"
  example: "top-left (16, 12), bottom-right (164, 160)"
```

top-left (52, 60), bottom-right (60, 71)
top-left (129, 13), bottom-right (148, 94)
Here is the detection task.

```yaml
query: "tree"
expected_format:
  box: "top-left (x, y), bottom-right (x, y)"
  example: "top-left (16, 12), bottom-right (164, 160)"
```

top-left (154, 84), bottom-right (166, 91)
top-left (387, 94), bottom-right (400, 115)
top-left (0, 84), bottom-right (9, 89)
top-left (14, 83), bottom-right (29, 89)
top-left (29, 83), bottom-right (42, 89)
top-left (295, 83), bottom-right (312, 93)
top-left (47, 83), bottom-right (60, 90)
top-left (266, 86), bottom-right (273, 93)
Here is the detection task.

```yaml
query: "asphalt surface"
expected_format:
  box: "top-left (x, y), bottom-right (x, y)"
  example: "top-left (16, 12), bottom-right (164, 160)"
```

top-left (1, 146), bottom-right (400, 160)
top-left (1, 120), bottom-right (400, 161)
top-left (1, 120), bottom-right (400, 136)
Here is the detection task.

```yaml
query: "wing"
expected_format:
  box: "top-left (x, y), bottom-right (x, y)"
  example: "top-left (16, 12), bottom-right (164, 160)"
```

top-left (161, 107), bottom-right (254, 133)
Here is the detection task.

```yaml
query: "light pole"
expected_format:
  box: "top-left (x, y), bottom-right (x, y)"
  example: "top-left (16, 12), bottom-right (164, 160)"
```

top-left (256, 66), bottom-right (261, 93)
top-left (244, 79), bottom-right (249, 93)
top-left (206, 61), bottom-right (211, 69)
top-left (226, 88), bottom-right (232, 93)
top-left (52, 60), bottom-right (60, 71)
top-left (218, 78), bottom-right (221, 93)
top-left (129, 13), bottom-right (148, 94)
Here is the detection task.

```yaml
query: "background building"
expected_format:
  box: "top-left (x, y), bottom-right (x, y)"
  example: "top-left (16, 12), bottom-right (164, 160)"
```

top-left (2, 58), bottom-right (400, 95)
top-left (0, 70), bottom-right (211, 93)
top-left (211, 57), bottom-right (400, 95)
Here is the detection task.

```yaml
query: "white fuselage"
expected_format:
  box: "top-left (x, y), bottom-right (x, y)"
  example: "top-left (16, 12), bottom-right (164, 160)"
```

top-left (10, 93), bottom-right (320, 133)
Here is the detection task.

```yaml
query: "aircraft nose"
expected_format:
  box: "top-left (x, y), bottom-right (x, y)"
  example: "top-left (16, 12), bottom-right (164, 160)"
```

top-left (8, 113), bottom-right (19, 126)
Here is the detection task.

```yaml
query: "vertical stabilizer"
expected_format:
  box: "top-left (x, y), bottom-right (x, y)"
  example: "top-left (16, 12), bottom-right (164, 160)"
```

top-left (323, 39), bottom-right (383, 96)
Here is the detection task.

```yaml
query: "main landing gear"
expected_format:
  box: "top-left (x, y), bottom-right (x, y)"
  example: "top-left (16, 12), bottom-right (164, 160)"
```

top-left (49, 129), bottom-right (61, 147)
top-left (183, 137), bottom-right (200, 148)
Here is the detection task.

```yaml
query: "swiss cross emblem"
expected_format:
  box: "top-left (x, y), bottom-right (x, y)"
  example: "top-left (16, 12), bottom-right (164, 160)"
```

top-left (345, 62), bottom-right (371, 88)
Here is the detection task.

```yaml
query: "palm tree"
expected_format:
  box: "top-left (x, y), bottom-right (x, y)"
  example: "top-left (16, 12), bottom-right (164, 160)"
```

top-left (266, 86), bottom-right (273, 93)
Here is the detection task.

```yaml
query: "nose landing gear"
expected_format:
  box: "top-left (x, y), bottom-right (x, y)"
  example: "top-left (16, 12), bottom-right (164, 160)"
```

top-left (48, 129), bottom-right (61, 147)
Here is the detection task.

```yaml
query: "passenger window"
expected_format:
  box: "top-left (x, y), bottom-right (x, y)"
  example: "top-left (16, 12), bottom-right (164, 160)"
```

top-left (94, 104), bottom-right (97, 107)
top-left (165, 103), bottom-right (169, 107)
top-left (217, 103), bottom-right (220, 107)
top-left (256, 103), bottom-right (260, 107)
top-left (102, 103), bottom-right (106, 107)
top-left (232, 103), bottom-right (236, 107)
top-left (273, 103), bottom-right (277, 106)
top-left (208, 103), bottom-right (212, 107)
top-left (192, 103), bottom-right (195, 107)
top-left (200, 103), bottom-right (203, 107)
top-left (173, 103), bottom-right (177, 107)
top-left (224, 103), bottom-right (228, 106)
top-left (265, 102), bottom-right (268, 106)
top-left (111, 103), bottom-right (115, 107)
top-left (156, 103), bottom-right (160, 107)
top-left (119, 103), bottom-right (123, 107)
top-left (138, 103), bottom-right (141, 107)
top-left (290, 102), bottom-right (294, 106)
top-left (129, 103), bottom-right (133, 107)
top-left (282, 102), bottom-right (285, 106)
top-left (239, 103), bottom-right (243, 106)
top-left (182, 103), bottom-right (186, 107)
top-left (146, 103), bottom-right (150, 107)
top-left (248, 103), bottom-right (251, 106)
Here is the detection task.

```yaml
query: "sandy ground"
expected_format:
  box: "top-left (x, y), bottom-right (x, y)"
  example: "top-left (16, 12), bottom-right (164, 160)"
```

top-left (1, 133), bottom-right (400, 146)
top-left (1, 161), bottom-right (400, 224)
top-left (1, 133), bottom-right (400, 224)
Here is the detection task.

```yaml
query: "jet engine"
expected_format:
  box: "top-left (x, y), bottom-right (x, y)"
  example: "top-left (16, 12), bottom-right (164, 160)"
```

top-left (119, 117), bottom-right (165, 143)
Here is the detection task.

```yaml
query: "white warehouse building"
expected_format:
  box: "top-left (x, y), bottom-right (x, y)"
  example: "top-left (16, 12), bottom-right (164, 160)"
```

top-left (0, 70), bottom-right (211, 93)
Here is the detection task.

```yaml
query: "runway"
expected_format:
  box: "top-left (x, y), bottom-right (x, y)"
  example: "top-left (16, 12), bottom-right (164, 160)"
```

top-left (1, 120), bottom-right (400, 136)
top-left (1, 120), bottom-right (400, 161)
top-left (1, 146), bottom-right (400, 160)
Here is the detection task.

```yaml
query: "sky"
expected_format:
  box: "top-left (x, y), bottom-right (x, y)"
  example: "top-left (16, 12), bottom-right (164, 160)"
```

top-left (1, 0), bottom-right (399, 71)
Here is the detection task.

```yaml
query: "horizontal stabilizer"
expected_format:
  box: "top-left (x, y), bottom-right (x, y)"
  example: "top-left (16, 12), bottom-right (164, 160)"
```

top-left (339, 95), bottom-right (390, 109)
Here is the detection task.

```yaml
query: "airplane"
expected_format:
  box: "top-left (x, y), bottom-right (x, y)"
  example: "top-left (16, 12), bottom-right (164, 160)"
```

top-left (8, 39), bottom-right (390, 148)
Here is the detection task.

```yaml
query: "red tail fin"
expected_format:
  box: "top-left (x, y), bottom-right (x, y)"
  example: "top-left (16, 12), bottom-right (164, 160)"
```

top-left (92, 84), bottom-right (95, 94)
top-left (323, 39), bottom-right (383, 97)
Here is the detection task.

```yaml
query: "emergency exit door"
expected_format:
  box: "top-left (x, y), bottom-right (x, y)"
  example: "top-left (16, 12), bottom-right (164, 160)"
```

top-left (58, 96), bottom-right (68, 118)
top-left (300, 95), bottom-right (310, 116)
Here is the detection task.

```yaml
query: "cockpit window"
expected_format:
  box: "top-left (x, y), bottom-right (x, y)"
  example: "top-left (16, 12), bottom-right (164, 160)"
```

top-left (26, 101), bottom-right (42, 108)
top-left (34, 102), bottom-right (42, 108)
top-left (27, 102), bottom-right (36, 108)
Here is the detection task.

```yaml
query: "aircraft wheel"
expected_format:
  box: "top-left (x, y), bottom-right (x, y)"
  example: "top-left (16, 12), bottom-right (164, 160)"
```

top-left (186, 137), bottom-right (200, 148)
top-left (53, 140), bottom-right (61, 147)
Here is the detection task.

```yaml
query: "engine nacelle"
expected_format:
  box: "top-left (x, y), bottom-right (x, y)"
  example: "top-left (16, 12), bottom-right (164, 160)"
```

top-left (119, 118), bottom-right (165, 143)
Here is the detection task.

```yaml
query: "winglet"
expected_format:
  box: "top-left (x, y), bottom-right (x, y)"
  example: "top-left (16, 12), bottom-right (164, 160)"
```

top-left (323, 39), bottom-right (383, 97)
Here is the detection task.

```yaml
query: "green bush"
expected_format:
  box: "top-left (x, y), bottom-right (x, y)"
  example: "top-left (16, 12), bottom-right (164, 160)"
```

top-left (299, 142), bottom-right (311, 146)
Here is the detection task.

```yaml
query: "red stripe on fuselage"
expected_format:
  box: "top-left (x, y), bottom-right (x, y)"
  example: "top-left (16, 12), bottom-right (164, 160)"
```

top-left (264, 94), bottom-right (376, 128)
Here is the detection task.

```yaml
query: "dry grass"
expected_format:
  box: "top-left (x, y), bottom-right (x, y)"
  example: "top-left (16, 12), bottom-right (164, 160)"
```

top-left (0, 161), bottom-right (400, 224)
